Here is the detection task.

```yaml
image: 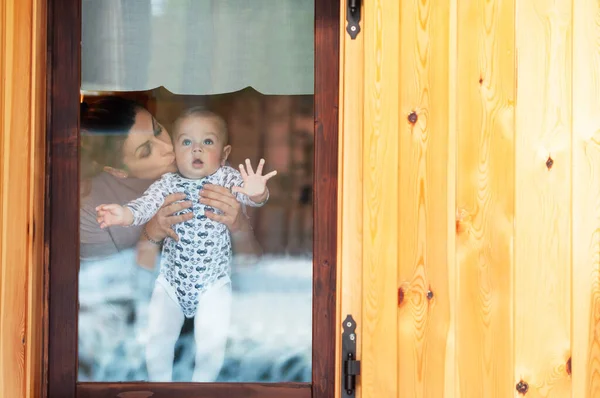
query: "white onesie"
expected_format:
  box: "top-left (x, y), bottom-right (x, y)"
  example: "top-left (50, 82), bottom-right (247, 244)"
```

top-left (126, 166), bottom-right (265, 318)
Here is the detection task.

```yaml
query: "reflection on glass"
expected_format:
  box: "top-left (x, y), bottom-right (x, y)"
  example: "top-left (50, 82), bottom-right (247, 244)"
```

top-left (78, 0), bottom-right (314, 384)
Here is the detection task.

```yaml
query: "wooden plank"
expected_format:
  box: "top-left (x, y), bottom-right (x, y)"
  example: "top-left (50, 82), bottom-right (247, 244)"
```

top-left (313, 2), bottom-right (340, 396)
top-left (455, 0), bottom-right (515, 396)
top-left (572, 0), bottom-right (600, 395)
top-left (78, 382), bottom-right (311, 398)
top-left (0, 0), bottom-right (6, 320)
top-left (336, 1), bottom-right (364, 397)
top-left (514, 0), bottom-right (572, 395)
top-left (361, 0), bottom-right (399, 397)
top-left (46, 0), bottom-right (81, 395)
top-left (26, 0), bottom-right (46, 397)
top-left (0, 0), bottom-right (38, 397)
top-left (396, 0), bottom-right (452, 395)
top-left (444, 0), bottom-right (458, 394)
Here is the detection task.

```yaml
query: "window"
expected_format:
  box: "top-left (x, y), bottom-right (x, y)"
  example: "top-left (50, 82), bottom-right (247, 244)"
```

top-left (46, 0), bottom-right (339, 397)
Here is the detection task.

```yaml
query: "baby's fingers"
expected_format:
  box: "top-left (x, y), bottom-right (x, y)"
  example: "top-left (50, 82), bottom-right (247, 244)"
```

top-left (262, 170), bottom-right (278, 181)
top-left (238, 164), bottom-right (248, 179)
top-left (95, 203), bottom-right (120, 212)
top-left (255, 158), bottom-right (265, 176)
top-left (98, 218), bottom-right (110, 229)
top-left (231, 186), bottom-right (245, 195)
top-left (245, 158), bottom-right (255, 175)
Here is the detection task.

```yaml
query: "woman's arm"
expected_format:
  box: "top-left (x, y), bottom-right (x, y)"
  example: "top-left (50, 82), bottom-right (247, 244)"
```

top-left (199, 184), bottom-right (263, 259)
top-left (135, 192), bottom-right (193, 269)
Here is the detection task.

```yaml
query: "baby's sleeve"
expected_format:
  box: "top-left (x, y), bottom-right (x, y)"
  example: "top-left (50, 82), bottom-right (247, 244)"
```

top-left (223, 167), bottom-right (268, 208)
top-left (126, 174), bottom-right (172, 226)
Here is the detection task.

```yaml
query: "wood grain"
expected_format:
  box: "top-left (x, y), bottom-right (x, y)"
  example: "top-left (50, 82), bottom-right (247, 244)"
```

top-left (572, 0), bottom-right (600, 395)
top-left (444, 0), bottom-right (458, 394)
top-left (336, 1), bottom-right (364, 397)
top-left (0, 1), bottom-right (30, 396)
top-left (514, 0), bottom-right (572, 396)
top-left (313, 1), bottom-right (340, 396)
top-left (455, 0), bottom-right (515, 396)
top-left (46, 0), bottom-right (81, 396)
top-left (0, 0), bottom-right (46, 397)
top-left (360, 0), bottom-right (399, 397)
top-left (27, 0), bottom-right (46, 397)
top-left (396, 0), bottom-right (452, 395)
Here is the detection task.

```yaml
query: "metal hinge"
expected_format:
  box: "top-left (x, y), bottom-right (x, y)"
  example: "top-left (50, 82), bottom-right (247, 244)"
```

top-left (342, 315), bottom-right (361, 397)
top-left (346, 0), bottom-right (362, 39)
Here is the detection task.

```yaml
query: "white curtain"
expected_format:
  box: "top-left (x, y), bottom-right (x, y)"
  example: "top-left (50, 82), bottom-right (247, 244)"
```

top-left (81, 0), bottom-right (314, 95)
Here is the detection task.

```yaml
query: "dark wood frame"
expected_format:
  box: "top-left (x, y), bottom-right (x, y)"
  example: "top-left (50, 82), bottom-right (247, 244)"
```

top-left (45, 0), bottom-right (340, 397)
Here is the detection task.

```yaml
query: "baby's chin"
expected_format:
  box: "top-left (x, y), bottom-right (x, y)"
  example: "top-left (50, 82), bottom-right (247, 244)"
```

top-left (177, 164), bottom-right (219, 179)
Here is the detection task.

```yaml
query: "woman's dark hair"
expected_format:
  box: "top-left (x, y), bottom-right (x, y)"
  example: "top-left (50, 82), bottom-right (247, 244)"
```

top-left (80, 96), bottom-right (142, 178)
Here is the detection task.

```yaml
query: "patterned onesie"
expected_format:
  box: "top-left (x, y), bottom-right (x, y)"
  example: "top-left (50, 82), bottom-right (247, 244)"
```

top-left (126, 166), bottom-right (266, 318)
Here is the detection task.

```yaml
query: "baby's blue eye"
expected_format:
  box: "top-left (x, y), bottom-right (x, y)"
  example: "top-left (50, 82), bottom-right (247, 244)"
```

top-left (203, 139), bottom-right (213, 145)
top-left (182, 139), bottom-right (192, 146)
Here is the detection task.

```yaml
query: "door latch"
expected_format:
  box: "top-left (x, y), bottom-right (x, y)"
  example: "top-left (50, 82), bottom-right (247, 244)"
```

top-left (342, 315), bottom-right (361, 397)
top-left (346, 0), bottom-right (362, 39)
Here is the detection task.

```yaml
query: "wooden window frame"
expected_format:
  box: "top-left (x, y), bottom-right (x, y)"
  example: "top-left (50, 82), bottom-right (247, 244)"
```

top-left (43, 0), bottom-right (340, 397)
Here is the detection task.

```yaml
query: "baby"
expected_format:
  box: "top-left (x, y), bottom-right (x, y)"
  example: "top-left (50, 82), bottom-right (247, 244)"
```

top-left (96, 107), bottom-right (276, 382)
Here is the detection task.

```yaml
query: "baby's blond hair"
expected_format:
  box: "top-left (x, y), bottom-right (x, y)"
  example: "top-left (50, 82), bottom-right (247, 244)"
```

top-left (173, 107), bottom-right (229, 143)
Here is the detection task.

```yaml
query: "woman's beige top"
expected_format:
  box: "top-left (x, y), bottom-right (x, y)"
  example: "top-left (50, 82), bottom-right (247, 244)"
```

top-left (80, 172), bottom-right (154, 260)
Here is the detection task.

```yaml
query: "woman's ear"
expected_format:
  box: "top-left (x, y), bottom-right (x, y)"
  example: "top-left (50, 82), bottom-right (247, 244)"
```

top-left (103, 166), bottom-right (129, 179)
top-left (221, 145), bottom-right (232, 166)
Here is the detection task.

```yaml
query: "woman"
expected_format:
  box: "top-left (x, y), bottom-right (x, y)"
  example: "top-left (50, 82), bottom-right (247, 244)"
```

top-left (78, 96), bottom-right (260, 382)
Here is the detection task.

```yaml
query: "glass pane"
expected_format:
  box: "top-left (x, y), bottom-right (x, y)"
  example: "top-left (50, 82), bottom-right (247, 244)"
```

top-left (78, 0), bottom-right (314, 383)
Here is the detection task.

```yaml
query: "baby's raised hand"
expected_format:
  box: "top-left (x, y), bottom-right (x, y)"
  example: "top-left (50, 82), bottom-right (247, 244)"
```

top-left (232, 158), bottom-right (277, 203)
top-left (95, 204), bottom-right (132, 229)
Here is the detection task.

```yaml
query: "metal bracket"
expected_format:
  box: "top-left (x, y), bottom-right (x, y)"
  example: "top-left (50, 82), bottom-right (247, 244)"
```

top-left (346, 0), bottom-right (362, 39)
top-left (342, 315), bottom-right (361, 397)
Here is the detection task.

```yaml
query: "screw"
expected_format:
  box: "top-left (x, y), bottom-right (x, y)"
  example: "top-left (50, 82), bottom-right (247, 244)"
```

top-left (351, 26), bottom-right (357, 32)
top-left (346, 321), bottom-right (352, 327)
top-left (350, 334), bottom-right (355, 341)
top-left (427, 290), bottom-right (434, 300)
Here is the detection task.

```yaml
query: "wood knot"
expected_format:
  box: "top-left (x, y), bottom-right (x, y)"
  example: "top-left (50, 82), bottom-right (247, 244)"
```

top-left (408, 111), bottom-right (418, 124)
top-left (566, 357), bottom-right (571, 375)
top-left (455, 208), bottom-right (471, 234)
top-left (546, 156), bottom-right (554, 170)
top-left (479, 77), bottom-right (483, 84)
top-left (398, 287), bottom-right (405, 306)
top-left (516, 380), bottom-right (529, 394)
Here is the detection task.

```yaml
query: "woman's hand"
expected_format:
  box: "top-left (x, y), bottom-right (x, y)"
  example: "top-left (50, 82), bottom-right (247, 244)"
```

top-left (136, 193), bottom-right (193, 270)
top-left (144, 192), bottom-right (193, 242)
top-left (199, 184), bottom-right (246, 232)
top-left (199, 184), bottom-right (262, 259)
